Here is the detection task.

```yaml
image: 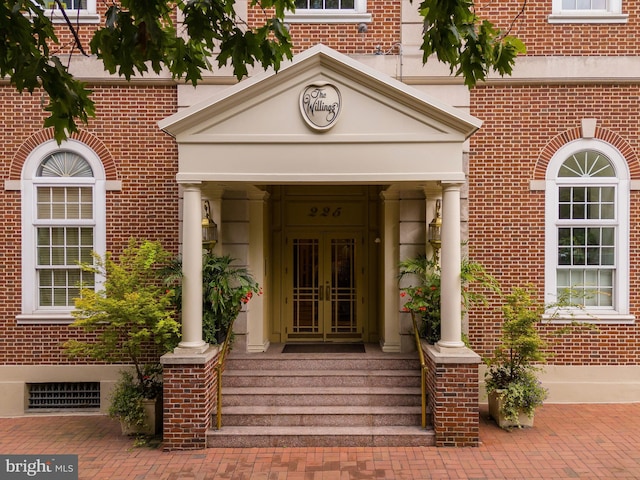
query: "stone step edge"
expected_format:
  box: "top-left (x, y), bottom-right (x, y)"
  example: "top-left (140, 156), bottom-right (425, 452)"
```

top-left (228, 352), bottom-right (418, 360)
top-left (207, 426), bottom-right (434, 436)
top-left (223, 369), bottom-right (420, 377)
top-left (221, 405), bottom-right (423, 415)
top-left (222, 386), bottom-right (421, 395)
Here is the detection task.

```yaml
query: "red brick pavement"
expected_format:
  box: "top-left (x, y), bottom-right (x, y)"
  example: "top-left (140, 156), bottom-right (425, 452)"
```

top-left (1, 404), bottom-right (639, 479)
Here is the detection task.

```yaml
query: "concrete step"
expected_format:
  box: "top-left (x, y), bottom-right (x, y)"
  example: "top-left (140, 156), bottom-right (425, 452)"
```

top-left (221, 405), bottom-right (422, 427)
top-left (222, 369), bottom-right (421, 388)
top-left (208, 344), bottom-right (429, 448)
top-left (222, 386), bottom-right (422, 407)
top-left (206, 425), bottom-right (435, 448)
top-left (225, 356), bottom-right (420, 372)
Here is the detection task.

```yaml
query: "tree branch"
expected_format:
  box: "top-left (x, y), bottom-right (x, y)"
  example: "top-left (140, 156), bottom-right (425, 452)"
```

top-left (504, 0), bottom-right (527, 37)
top-left (53, 0), bottom-right (89, 56)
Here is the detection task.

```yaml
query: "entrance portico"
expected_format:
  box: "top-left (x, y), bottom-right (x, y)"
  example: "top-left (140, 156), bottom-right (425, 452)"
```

top-left (159, 44), bottom-right (482, 449)
top-left (159, 44), bottom-right (481, 355)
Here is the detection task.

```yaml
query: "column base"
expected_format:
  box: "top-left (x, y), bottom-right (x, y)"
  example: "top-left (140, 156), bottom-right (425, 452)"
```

top-left (174, 342), bottom-right (209, 355)
top-left (434, 341), bottom-right (469, 353)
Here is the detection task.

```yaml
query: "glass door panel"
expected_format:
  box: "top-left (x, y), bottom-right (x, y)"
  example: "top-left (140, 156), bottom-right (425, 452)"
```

top-left (327, 237), bottom-right (358, 337)
top-left (292, 237), bottom-right (320, 336)
top-left (287, 231), bottom-right (362, 341)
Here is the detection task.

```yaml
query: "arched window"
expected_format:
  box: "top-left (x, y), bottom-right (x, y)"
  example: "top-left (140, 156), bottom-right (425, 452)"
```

top-left (545, 140), bottom-right (632, 322)
top-left (19, 140), bottom-right (106, 323)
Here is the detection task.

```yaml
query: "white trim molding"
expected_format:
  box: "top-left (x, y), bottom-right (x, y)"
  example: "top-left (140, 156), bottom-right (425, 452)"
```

top-left (544, 139), bottom-right (632, 323)
top-left (19, 139), bottom-right (106, 323)
top-left (44, 0), bottom-right (100, 24)
top-left (285, 0), bottom-right (371, 23)
top-left (548, 0), bottom-right (628, 24)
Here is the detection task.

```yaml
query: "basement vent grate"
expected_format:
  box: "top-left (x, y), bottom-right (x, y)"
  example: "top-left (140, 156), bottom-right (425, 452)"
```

top-left (28, 382), bottom-right (100, 410)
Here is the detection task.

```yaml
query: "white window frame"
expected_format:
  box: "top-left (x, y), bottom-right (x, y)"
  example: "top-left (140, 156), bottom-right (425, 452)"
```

top-left (544, 139), bottom-right (633, 324)
top-left (18, 139), bottom-right (106, 324)
top-left (549, 0), bottom-right (627, 24)
top-left (43, 0), bottom-right (99, 24)
top-left (285, 0), bottom-right (371, 24)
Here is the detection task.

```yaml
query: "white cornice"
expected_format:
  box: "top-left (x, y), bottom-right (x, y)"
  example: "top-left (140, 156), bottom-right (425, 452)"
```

top-left (2, 53), bottom-right (638, 87)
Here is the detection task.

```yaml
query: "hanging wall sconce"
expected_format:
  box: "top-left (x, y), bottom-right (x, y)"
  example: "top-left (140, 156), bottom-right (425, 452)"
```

top-left (428, 199), bottom-right (442, 254)
top-left (202, 200), bottom-right (218, 252)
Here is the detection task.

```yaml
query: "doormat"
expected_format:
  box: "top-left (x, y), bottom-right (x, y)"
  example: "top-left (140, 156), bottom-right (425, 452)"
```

top-left (282, 343), bottom-right (366, 354)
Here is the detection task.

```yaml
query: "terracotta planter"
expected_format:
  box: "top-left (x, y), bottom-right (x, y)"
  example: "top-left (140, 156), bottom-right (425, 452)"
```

top-left (488, 390), bottom-right (534, 428)
top-left (120, 398), bottom-right (162, 436)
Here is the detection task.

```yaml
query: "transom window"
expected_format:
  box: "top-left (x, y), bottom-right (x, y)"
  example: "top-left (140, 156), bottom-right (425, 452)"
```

top-left (545, 141), bottom-right (631, 322)
top-left (295, 0), bottom-right (354, 9)
top-left (561, 0), bottom-right (608, 10)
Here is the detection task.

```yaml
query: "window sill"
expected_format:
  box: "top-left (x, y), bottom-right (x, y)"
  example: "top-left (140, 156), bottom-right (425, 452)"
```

top-left (17, 313), bottom-right (75, 325)
top-left (542, 312), bottom-right (635, 324)
top-left (45, 11), bottom-right (100, 24)
top-left (285, 12), bottom-right (372, 24)
top-left (548, 13), bottom-right (628, 24)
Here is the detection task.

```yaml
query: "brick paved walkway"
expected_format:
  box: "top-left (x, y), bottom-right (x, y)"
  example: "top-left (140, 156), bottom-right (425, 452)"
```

top-left (1, 403), bottom-right (639, 479)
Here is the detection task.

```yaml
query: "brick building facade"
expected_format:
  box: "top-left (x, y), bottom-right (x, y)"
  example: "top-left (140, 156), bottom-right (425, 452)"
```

top-left (1, 0), bottom-right (639, 446)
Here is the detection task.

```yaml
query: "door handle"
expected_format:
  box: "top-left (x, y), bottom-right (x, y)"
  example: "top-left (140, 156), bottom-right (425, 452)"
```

top-left (319, 285), bottom-right (323, 301)
top-left (325, 281), bottom-right (330, 301)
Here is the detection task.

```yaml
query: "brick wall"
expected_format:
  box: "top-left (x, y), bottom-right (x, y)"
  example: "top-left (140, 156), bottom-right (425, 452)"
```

top-left (468, 84), bottom-right (640, 363)
top-left (476, 0), bottom-right (640, 56)
top-left (161, 349), bottom-right (219, 450)
top-left (247, 0), bottom-right (401, 55)
top-left (0, 84), bottom-right (179, 365)
top-left (47, 1), bottom-right (640, 59)
top-left (425, 346), bottom-right (480, 447)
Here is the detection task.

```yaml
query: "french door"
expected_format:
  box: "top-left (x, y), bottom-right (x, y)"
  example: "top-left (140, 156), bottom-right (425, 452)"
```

top-left (285, 231), bottom-right (363, 341)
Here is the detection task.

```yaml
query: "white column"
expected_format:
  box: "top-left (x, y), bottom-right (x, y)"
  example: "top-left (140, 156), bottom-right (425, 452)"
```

top-left (247, 190), bottom-right (269, 352)
top-left (176, 184), bottom-right (207, 352)
top-left (438, 182), bottom-right (465, 349)
top-left (380, 189), bottom-right (401, 352)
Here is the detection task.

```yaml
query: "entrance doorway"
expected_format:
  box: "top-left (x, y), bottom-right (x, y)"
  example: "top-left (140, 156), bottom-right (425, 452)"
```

top-left (270, 185), bottom-right (379, 344)
top-left (285, 231), bottom-right (363, 341)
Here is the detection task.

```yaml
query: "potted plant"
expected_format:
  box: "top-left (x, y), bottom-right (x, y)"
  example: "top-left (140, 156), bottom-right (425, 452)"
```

top-left (108, 364), bottom-right (163, 435)
top-left (167, 252), bottom-right (261, 345)
top-left (64, 238), bottom-right (181, 435)
top-left (399, 253), bottom-right (499, 344)
top-left (484, 286), bottom-right (548, 428)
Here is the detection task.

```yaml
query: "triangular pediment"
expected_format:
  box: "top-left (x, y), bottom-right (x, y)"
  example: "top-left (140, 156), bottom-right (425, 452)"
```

top-left (159, 44), bottom-right (481, 184)
top-left (161, 44), bottom-right (479, 141)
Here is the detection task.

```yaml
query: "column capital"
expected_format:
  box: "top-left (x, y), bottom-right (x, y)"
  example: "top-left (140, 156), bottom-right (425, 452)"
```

top-left (247, 187), bottom-right (270, 201)
top-left (440, 181), bottom-right (464, 190)
top-left (181, 183), bottom-right (202, 192)
top-left (380, 190), bottom-right (399, 201)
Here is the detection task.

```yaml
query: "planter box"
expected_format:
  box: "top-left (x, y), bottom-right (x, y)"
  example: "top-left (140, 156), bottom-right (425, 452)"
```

top-left (488, 390), bottom-right (534, 429)
top-left (120, 398), bottom-right (162, 436)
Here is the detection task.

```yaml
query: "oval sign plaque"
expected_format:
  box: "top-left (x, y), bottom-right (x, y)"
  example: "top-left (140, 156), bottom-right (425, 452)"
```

top-left (299, 83), bottom-right (342, 131)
